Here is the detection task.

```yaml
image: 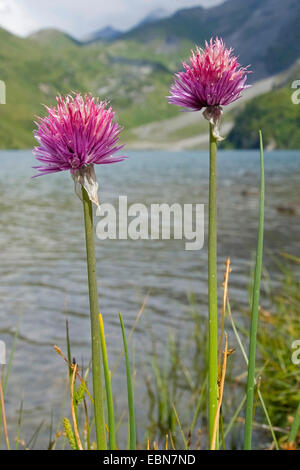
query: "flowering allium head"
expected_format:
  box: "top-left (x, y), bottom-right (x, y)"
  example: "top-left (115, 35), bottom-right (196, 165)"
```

top-left (33, 93), bottom-right (126, 205)
top-left (33, 93), bottom-right (125, 177)
top-left (168, 38), bottom-right (250, 112)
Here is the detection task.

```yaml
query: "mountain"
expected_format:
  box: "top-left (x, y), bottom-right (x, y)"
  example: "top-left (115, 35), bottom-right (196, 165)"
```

top-left (0, 25), bottom-right (175, 149)
top-left (137, 8), bottom-right (170, 27)
top-left (83, 26), bottom-right (121, 43)
top-left (29, 28), bottom-right (80, 47)
top-left (225, 60), bottom-right (300, 150)
top-left (120, 0), bottom-right (300, 81)
top-left (0, 27), bottom-right (86, 148)
top-left (0, 0), bottom-right (300, 149)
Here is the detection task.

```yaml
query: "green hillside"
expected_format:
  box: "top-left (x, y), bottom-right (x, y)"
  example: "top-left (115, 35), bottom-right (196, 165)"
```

top-left (226, 80), bottom-right (300, 149)
top-left (121, 0), bottom-right (300, 80)
top-left (123, 1), bottom-right (257, 44)
top-left (0, 28), bottom-right (88, 148)
top-left (0, 27), bottom-right (183, 148)
top-left (0, 0), bottom-right (300, 150)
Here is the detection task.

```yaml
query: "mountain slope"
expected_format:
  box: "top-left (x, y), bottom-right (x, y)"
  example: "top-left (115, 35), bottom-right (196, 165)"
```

top-left (0, 27), bottom-right (88, 148)
top-left (120, 0), bottom-right (300, 81)
top-left (137, 8), bottom-right (170, 27)
top-left (29, 28), bottom-right (80, 47)
top-left (226, 66), bottom-right (300, 149)
top-left (0, 0), bottom-right (300, 149)
top-left (0, 27), bottom-right (176, 149)
top-left (83, 26), bottom-right (121, 43)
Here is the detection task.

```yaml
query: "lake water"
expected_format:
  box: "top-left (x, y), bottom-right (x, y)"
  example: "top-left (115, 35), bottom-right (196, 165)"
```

top-left (0, 149), bottom-right (299, 448)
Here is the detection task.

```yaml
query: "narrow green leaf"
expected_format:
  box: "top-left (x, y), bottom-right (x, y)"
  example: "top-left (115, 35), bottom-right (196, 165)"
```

top-left (99, 314), bottom-right (116, 450)
top-left (172, 403), bottom-right (188, 450)
top-left (3, 315), bottom-right (21, 394)
top-left (227, 299), bottom-right (279, 449)
top-left (288, 401), bottom-right (300, 445)
top-left (190, 376), bottom-right (207, 436)
top-left (244, 131), bottom-right (265, 449)
top-left (119, 312), bottom-right (136, 450)
top-left (15, 397), bottom-right (24, 450)
top-left (65, 317), bottom-right (73, 381)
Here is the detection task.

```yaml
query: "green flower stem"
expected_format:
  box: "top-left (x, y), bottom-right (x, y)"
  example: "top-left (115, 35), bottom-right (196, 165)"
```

top-left (82, 186), bottom-right (107, 450)
top-left (208, 123), bottom-right (219, 449)
top-left (243, 131), bottom-right (265, 450)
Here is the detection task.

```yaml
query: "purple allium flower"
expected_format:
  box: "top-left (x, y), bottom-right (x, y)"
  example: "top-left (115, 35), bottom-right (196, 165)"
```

top-left (33, 93), bottom-right (126, 177)
top-left (168, 38), bottom-right (250, 112)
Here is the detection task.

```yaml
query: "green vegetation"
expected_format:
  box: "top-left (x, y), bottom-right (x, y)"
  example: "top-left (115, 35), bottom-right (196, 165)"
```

top-left (1, 10), bottom-right (300, 150)
top-left (259, 256), bottom-right (300, 430)
top-left (226, 85), bottom-right (300, 150)
top-left (123, 2), bottom-right (257, 45)
top-left (0, 27), bottom-right (188, 149)
top-left (2, 256), bottom-right (299, 450)
top-left (243, 131), bottom-right (265, 450)
top-left (144, 258), bottom-right (300, 450)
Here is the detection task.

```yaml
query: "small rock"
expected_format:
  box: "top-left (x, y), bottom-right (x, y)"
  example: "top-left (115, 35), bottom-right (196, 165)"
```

top-left (241, 188), bottom-right (259, 197)
top-left (277, 203), bottom-right (300, 216)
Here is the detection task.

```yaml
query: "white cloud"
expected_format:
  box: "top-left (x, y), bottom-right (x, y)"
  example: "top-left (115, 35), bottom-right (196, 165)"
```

top-left (0, 0), bottom-right (38, 35)
top-left (0, 0), bottom-right (224, 38)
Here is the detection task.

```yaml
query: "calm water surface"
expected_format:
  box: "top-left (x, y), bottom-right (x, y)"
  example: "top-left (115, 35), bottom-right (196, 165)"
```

top-left (0, 149), bottom-right (299, 448)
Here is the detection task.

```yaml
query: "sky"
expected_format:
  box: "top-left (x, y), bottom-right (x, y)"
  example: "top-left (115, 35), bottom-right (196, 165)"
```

top-left (0, 0), bottom-right (224, 38)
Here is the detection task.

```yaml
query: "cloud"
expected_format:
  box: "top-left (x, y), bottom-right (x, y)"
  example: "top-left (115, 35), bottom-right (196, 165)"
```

top-left (0, 0), bottom-right (224, 37)
top-left (0, 0), bottom-right (38, 35)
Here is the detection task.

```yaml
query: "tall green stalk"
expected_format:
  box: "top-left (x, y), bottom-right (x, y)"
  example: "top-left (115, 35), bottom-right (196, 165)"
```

top-left (243, 131), bottom-right (265, 450)
top-left (81, 186), bottom-right (107, 450)
top-left (119, 312), bottom-right (136, 450)
top-left (99, 314), bottom-right (116, 450)
top-left (208, 123), bottom-right (219, 449)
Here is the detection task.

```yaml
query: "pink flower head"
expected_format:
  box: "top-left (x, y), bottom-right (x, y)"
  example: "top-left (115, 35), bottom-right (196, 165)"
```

top-left (168, 38), bottom-right (250, 111)
top-left (33, 93), bottom-right (126, 177)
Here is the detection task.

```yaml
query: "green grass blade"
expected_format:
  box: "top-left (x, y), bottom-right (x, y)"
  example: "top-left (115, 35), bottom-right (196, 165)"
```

top-left (288, 401), bottom-right (300, 445)
top-left (119, 312), bottom-right (136, 450)
top-left (220, 409), bottom-right (226, 450)
top-left (190, 375), bottom-right (207, 436)
top-left (3, 315), bottom-right (21, 394)
top-left (227, 299), bottom-right (279, 449)
top-left (99, 314), bottom-right (116, 450)
top-left (26, 420), bottom-right (44, 449)
top-left (172, 403), bottom-right (188, 449)
top-left (15, 397), bottom-right (24, 450)
top-left (224, 395), bottom-right (246, 440)
top-left (65, 317), bottom-right (73, 382)
top-left (0, 316), bottom-right (21, 448)
top-left (257, 389), bottom-right (279, 450)
top-left (244, 130), bottom-right (265, 450)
